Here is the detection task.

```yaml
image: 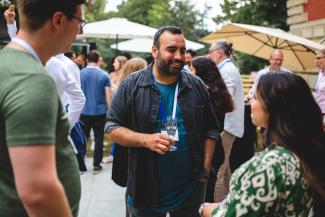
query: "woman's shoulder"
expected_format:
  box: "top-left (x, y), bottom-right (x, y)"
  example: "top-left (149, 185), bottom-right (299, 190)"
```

top-left (231, 145), bottom-right (302, 183)
top-left (265, 145), bottom-right (301, 167)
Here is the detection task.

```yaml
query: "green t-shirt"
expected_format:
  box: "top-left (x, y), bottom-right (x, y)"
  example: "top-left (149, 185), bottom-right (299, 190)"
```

top-left (0, 47), bottom-right (81, 217)
top-left (212, 144), bottom-right (313, 217)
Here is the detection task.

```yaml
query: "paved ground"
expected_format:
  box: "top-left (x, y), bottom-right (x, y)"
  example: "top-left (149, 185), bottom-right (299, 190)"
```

top-left (78, 158), bottom-right (126, 217)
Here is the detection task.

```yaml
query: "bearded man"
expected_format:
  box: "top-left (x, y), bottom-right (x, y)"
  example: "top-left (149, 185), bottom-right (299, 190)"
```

top-left (105, 26), bottom-right (219, 217)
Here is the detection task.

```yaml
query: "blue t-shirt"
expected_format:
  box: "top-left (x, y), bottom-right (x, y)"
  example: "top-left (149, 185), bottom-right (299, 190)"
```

top-left (142, 81), bottom-right (196, 212)
top-left (80, 66), bottom-right (110, 115)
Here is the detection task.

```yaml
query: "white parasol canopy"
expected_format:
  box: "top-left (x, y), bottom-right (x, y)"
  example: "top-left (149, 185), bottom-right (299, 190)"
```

top-left (110, 38), bottom-right (205, 53)
top-left (77, 18), bottom-right (157, 39)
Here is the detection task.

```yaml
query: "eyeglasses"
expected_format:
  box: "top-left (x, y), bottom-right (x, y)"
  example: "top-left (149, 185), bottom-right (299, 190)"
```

top-left (315, 56), bottom-right (325, 60)
top-left (209, 48), bottom-right (221, 54)
top-left (73, 15), bottom-right (86, 28)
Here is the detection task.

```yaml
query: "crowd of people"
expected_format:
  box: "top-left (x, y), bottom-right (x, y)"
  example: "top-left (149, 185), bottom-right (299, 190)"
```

top-left (0, 1), bottom-right (324, 217)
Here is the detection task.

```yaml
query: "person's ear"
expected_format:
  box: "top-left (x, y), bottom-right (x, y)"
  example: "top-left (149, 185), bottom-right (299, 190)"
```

top-left (152, 45), bottom-right (158, 59)
top-left (51, 11), bottom-right (65, 30)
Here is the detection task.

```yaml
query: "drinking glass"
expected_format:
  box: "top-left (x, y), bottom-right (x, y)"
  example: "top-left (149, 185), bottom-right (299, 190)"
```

top-left (166, 116), bottom-right (177, 151)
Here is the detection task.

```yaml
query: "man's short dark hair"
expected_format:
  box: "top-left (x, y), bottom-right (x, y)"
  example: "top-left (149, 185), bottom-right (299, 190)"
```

top-left (64, 50), bottom-right (76, 59)
top-left (153, 26), bottom-right (183, 49)
top-left (186, 49), bottom-right (197, 57)
top-left (18, 0), bottom-right (86, 30)
top-left (87, 50), bottom-right (100, 63)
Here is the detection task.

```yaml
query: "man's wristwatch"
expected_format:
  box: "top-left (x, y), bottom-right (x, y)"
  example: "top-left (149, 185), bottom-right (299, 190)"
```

top-left (199, 203), bottom-right (205, 216)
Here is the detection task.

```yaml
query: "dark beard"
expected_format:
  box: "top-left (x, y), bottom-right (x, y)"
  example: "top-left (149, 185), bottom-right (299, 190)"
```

top-left (156, 53), bottom-right (185, 76)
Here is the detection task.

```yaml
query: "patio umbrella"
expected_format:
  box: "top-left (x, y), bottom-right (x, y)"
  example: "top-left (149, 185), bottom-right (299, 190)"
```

top-left (110, 38), bottom-right (205, 53)
top-left (77, 17), bottom-right (157, 39)
top-left (200, 23), bottom-right (325, 71)
top-left (77, 18), bottom-right (157, 51)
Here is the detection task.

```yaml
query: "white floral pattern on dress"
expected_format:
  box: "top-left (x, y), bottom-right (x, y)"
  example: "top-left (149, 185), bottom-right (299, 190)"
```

top-left (212, 144), bottom-right (313, 217)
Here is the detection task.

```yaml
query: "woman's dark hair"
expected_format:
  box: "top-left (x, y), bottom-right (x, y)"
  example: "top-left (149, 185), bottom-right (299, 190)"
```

top-left (192, 56), bottom-right (233, 119)
top-left (257, 72), bottom-right (325, 215)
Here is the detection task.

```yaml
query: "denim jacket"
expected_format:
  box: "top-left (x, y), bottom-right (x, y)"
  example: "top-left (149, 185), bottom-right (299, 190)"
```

top-left (105, 64), bottom-right (219, 208)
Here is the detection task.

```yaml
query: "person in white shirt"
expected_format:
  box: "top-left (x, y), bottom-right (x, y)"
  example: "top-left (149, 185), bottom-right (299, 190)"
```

top-left (249, 49), bottom-right (292, 98)
top-left (208, 40), bottom-right (245, 202)
top-left (4, 8), bottom-right (86, 130)
top-left (45, 57), bottom-right (86, 129)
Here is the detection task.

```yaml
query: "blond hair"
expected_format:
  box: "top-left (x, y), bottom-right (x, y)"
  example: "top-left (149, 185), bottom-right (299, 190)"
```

top-left (114, 56), bottom-right (128, 71)
top-left (118, 58), bottom-right (147, 84)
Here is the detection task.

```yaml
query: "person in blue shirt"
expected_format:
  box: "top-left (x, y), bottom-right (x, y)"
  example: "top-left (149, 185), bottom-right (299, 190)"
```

top-left (80, 50), bottom-right (112, 173)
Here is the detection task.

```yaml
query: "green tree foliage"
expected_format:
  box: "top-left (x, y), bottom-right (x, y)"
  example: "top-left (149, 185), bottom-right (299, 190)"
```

top-left (215, 0), bottom-right (288, 30)
top-left (84, 0), bottom-right (212, 61)
top-left (111, 0), bottom-right (209, 42)
top-left (213, 0), bottom-right (288, 73)
top-left (84, 0), bottom-right (110, 22)
top-left (0, 0), bottom-right (12, 6)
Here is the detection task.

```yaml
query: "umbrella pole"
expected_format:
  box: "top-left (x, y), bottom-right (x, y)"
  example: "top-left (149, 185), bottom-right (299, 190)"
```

top-left (115, 35), bottom-right (118, 55)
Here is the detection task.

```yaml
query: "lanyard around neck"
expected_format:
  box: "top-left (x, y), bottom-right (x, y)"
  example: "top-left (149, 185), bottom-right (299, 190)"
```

top-left (152, 73), bottom-right (179, 123)
top-left (11, 38), bottom-right (42, 63)
top-left (218, 59), bottom-right (231, 70)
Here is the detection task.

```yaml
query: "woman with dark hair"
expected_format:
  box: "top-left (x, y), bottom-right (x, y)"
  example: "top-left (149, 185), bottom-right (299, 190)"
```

top-left (191, 56), bottom-right (233, 202)
top-left (191, 56), bottom-right (233, 123)
top-left (201, 72), bottom-right (325, 216)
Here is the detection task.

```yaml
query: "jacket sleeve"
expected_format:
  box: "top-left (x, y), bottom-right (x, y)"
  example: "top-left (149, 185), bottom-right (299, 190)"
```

top-left (64, 70), bottom-right (86, 130)
top-left (7, 21), bottom-right (17, 39)
top-left (105, 78), bottom-right (130, 133)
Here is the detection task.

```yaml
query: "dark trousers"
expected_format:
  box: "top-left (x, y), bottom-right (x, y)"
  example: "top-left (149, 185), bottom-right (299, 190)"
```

top-left (230, 104), bottom-right (256, 172)
top-left (76, 153), bottom-right (87, 171)
top-left (128, 181), bottom-right (206, 217)
top-left (205, 138), bottom-right (225, 202)
top-left (80, 114), bottom-right (106, 167)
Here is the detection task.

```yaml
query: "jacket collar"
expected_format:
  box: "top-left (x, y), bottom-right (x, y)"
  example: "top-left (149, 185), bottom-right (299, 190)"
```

top-left (140, 63), bottom-right (193, 90)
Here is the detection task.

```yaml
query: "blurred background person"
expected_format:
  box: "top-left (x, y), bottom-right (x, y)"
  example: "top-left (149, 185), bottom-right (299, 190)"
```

top-left (117, 58), bottom-right (147, 85)
top-left (191, 56), bottom-right (233, 202)
top-left (110, 55), bottom-right (128, 94)
top-left (75, 54), bottom-right (87, 69)
top-left (314, 49), bottom-right (325, 123)
top-left (248, 49), bottom-right (292, 99)
top-left (201, 72), bottom-right (325, 217)
top-left (184, 49), bottom-right (196, 73)
top-left (98, 56), bottom-right (106, 69)
top-left (80, 50), bottom-right (112, 173)
top-left (111, 57), bottom-right (147, 217)
top-left (209, 40), bottom-right (244, 202)
top-left (249, 49), bottom-right (292, 146)
top-left (64, 50), bottom-right (77, 62)
top-left (102, 55), bottom-right (128, 164)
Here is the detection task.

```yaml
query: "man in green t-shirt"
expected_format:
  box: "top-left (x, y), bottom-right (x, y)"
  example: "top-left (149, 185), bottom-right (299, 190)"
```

top-left (0, 1), bottom-right (85, 217)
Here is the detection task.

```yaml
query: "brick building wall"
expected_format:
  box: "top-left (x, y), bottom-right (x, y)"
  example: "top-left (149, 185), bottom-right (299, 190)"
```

top-left (287, 0), bottom-right (325, 87)
top-left (304, 0), bottom-right (325, 21)
top-left (288, 0), bottom-right (325, 42)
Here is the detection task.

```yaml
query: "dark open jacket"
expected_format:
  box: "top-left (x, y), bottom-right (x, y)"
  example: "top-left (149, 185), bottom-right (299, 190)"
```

top-left (105, 64), bottom-right (219, 208)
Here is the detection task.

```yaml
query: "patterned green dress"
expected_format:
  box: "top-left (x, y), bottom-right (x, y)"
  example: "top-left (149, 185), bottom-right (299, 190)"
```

top-left (212, 144), bottom-right (313, 217)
